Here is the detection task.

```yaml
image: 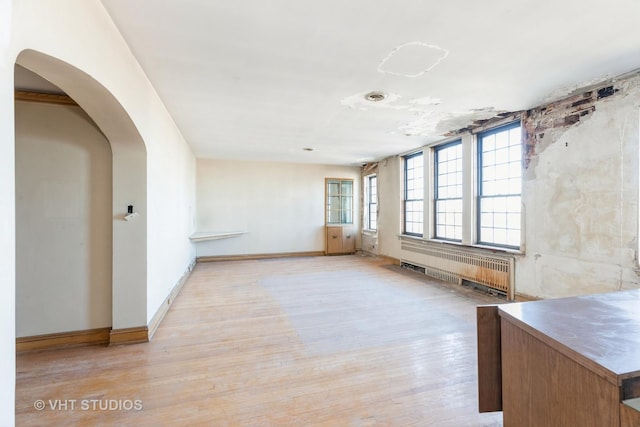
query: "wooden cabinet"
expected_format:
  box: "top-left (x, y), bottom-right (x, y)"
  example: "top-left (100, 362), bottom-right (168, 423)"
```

top-left (326, 226), bottom-right (355, 255)
top-left (477, 290), bottom-right (640, 426)
top-left (325, 178), bottom-right (355, 255)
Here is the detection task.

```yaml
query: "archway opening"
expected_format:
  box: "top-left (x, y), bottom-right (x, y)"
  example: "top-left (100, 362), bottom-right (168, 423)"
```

top-left (14, 65), bottom-right (113, 344)
top-left (15, 50), bottom-right (148, 348)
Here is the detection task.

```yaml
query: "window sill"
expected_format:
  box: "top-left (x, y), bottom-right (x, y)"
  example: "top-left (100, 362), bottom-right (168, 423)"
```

top-left (398, 234), bottom-right (524, 256)
top-left (362, 229), bottom-right (378, 236)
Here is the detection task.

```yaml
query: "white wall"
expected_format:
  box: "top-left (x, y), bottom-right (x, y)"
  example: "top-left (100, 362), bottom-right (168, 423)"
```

top-left (0, 2), bottom-right (16, 422)
top-left (146, 125), bottom-right (196, 322)
top-left (15, 101), bottom-right (112, 337)
top-left (376, 156), bottom-right (403, 261)
top-left (1, 2), bottom-right (197, 424)
top-left (196, 159), bottom-right (360, 256)
top-left (11, 1), bottom-right (197, 332)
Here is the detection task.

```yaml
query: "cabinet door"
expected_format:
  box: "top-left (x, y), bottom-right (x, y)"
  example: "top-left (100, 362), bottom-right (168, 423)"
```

top-left (342, 227), bottom-right (355, 253)
top-left (326, 226), bottom-right (343, 254)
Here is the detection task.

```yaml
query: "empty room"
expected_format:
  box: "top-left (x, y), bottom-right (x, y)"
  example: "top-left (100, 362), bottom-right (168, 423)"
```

top-left (3, 1), bottom-right (640, 426)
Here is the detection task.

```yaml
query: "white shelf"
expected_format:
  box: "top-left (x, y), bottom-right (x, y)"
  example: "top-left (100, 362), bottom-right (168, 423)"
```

top-left (189, 231), bottom-right (247, 242)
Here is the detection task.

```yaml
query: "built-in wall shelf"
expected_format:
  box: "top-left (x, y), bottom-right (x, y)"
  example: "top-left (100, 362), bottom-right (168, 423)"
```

top-left (189, 231), bottom-right (247, 242)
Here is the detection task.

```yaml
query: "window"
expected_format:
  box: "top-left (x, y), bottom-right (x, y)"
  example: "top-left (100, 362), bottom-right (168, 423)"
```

top-left (326, 179), bottom-right (353, 224)
top-left (366, 175), bottom-right (377, 230)
top-left (478, 123), bottom-right (522, 248)
top-left (434, 141), bottom-right (463, 241)
top-left (404, 152), bottom-right (424, 236)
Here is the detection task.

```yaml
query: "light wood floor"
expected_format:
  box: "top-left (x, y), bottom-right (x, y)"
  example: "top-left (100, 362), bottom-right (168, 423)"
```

top-left (16, 255), bottom-right (504, 426)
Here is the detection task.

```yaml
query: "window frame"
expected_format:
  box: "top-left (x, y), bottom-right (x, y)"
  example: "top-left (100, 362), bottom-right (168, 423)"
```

top-left (403, 151), bottom-right (424, 237)
top-left (476, 121), bottom-right (522, 249)
top-left (433, 140), bottom-right (463, 242)
top-left (365, 174), bottom-right (377, 231)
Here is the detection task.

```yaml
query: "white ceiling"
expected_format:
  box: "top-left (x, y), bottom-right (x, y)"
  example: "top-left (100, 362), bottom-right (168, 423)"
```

top-left (91, 1), bottom-right (639, 165)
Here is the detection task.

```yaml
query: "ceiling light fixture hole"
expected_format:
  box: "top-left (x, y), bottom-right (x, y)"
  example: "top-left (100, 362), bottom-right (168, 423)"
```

top-left (364, 91), bottom-right (386, 102)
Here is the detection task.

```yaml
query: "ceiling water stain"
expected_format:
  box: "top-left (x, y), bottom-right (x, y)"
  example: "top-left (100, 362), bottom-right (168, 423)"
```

top-left (377, 41), bottom-right (449, 78)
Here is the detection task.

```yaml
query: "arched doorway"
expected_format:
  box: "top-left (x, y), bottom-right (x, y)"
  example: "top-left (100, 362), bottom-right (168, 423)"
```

top-left (15, 50), bottom-right (148, 345)
top-left (15, 66), bottom-right (113, 342)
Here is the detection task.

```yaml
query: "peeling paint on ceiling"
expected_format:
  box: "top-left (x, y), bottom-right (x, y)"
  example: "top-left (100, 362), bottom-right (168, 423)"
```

top-left (399, 107), bottom-right (505, 137)
top-left (377, 42), bottom-right (449, 78)
top-left (541, 74), bottom-right (616, 105)
top-left (341, 90), bottom-right (505, 138)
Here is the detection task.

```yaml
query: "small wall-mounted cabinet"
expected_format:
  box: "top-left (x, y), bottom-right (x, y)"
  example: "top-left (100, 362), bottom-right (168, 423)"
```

top-left (325, 178), bottom-right (355, 255)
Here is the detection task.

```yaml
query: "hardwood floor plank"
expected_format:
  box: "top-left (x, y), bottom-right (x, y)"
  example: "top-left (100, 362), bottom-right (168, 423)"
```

top-left (16, 255), bottom-right (503, 426)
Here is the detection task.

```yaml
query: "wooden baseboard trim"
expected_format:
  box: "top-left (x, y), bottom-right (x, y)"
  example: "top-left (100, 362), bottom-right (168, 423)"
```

top-left (379, 255), bottom-right (401, 265)
top-left (109, 326), bottom-right (149, 346)
top-left (17, 327), bottom-right (111, 352)
top-left (514, 292), bottom-right (541, 302)
top-left (148, 259), bottom-right (196, 340)
top-left (197, 251), bottom-right (325, 263)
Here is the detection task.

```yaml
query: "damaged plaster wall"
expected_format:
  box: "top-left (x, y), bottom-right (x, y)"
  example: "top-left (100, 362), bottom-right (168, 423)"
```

top-left (376, 156), bottom-right (403, 261)
top-left (373, 70), bottom-right (640, 299)
top-left (518, 73), bottom-right (640, 298)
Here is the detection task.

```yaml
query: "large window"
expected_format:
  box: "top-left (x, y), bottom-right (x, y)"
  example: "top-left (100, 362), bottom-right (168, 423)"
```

top-left (366, 175), bottom-right (377, 230)
top-left (404, 152), bottom-right (424, 236)
top-left (478, 123), bottom-right (522, 248)
top-left (434, 141), bottom-right (463, 241)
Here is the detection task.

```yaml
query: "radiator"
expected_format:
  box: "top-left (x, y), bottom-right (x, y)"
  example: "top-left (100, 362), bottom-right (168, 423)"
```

top-left (400, 238), bottom-right (515, 300)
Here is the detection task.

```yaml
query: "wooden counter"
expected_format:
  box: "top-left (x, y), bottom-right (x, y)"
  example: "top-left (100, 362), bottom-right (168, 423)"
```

top-left (478, 289), bottom-right (640, 426)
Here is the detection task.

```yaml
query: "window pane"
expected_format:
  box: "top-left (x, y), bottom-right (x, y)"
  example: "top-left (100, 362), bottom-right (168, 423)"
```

top-left (341, 196), bottom-right (352, 212)
top-left (494, 228), bottom-right (507, 245)
top-left (507, 213), bottom-right (520, 229)
top-left (481, 212), bottom-right (493, 227)
top-left (404, 153), bottom-right (424, 236)
top-left (495, 131), bottom-right (509, 149)
top-left (483, 151), bottom-right (495, 166)
top-left (366, 175), bottom-right (377, 230)
top-left (434, 141), bottom-right (463, 241)
top-left (483, 134), bottom-right (495, 151)
top-left (508, 178), bottom-right (521, 194)
top-left (328, 196), bottom-right (340, 209)
top-left (328, 182), bottom-right (340, 196)
top-left (507, 196), bottom-right (521, 211)
top-left (341, 181), bottom-right (352, 196)
top-left (478, 123), bottom-right (522, 248)
top-left (509, 145), bottom-right (521, 161)
top-left (342, 209), bottom-right (352, 224)
top-left (507, 229), bottom-right (520, 246)
top-left (328, 209), bottom-right (341, 223)
top-left (369, 207), bottom-right (377, 230)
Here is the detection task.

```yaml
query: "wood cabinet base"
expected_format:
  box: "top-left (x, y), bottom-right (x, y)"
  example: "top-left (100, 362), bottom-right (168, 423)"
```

top-left (325, 225), bottom-right (355, 255)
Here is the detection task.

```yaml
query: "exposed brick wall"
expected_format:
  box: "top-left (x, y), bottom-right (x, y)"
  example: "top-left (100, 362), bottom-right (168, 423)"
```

top-left (523, 84), bottom-right (621, 169)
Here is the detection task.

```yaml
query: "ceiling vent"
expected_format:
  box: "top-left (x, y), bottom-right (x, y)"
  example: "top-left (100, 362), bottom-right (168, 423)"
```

top-left (364, 91), bottom-right (386, 102)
